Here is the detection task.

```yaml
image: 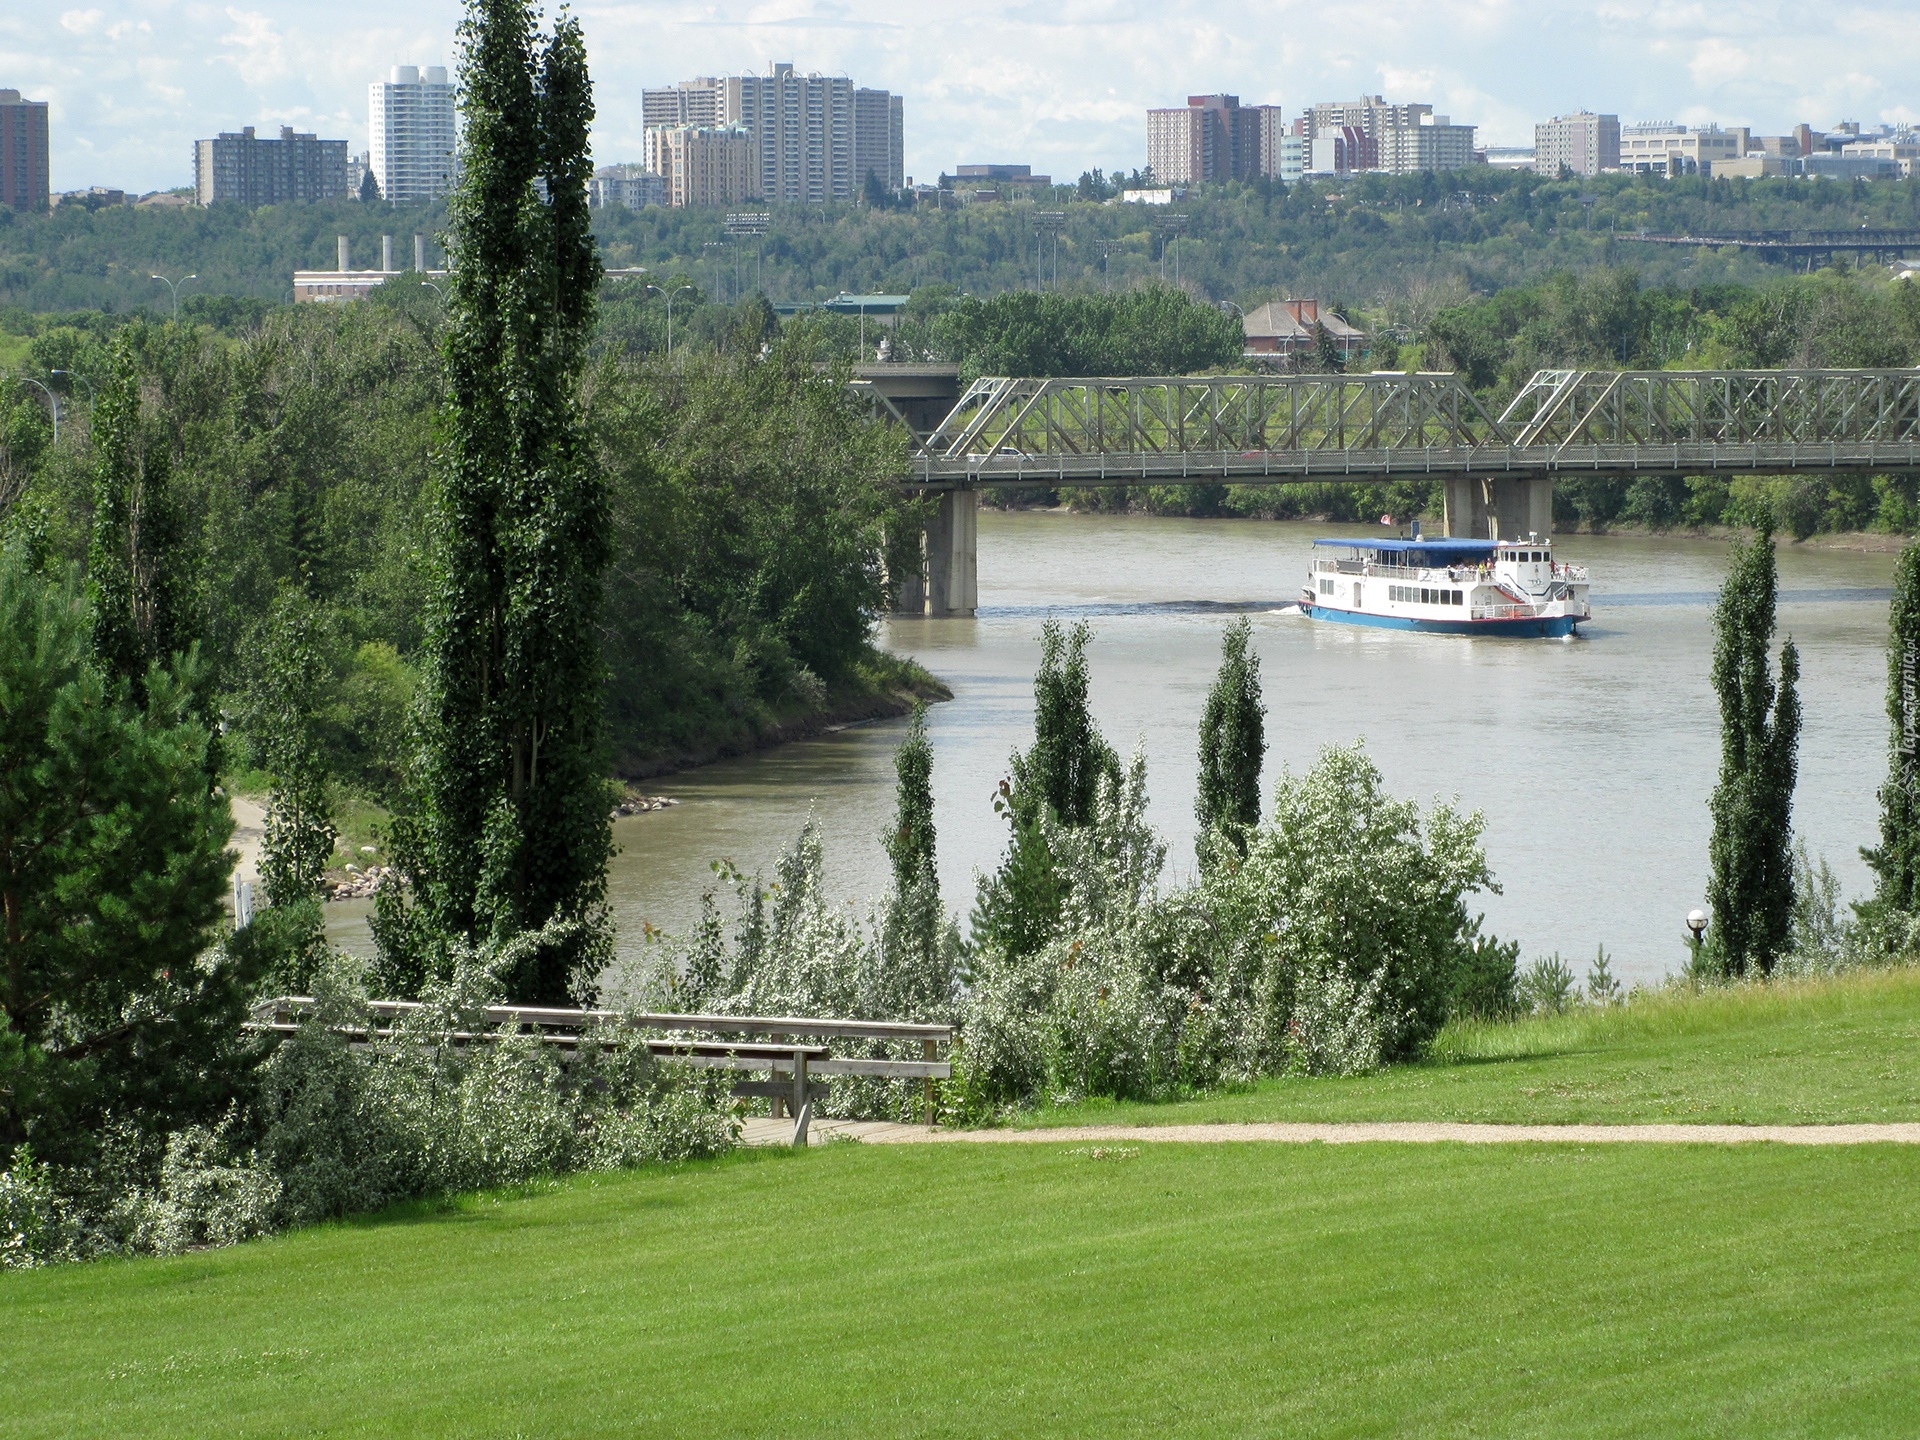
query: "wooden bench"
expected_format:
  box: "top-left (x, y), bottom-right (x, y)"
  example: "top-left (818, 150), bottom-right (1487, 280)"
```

top-left (251, 998), bottom-right (954, 1147)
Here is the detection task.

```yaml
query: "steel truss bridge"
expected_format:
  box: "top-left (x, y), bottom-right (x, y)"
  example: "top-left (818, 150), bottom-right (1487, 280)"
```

top-left (906, 368), bottom-right (1920, 489)
top-left (1620, 228), bottom-right (1920, 265)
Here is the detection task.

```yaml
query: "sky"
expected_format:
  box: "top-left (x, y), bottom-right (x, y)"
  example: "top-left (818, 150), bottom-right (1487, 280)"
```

top-left (5, 0), bottom-right (1919, 193)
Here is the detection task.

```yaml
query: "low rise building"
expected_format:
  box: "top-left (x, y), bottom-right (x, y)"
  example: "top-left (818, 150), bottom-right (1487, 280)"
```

top-left (950, 163), bottom-right (1053, 201)
top-left (1242, 299), bottom-right (1367, 366)
top-left (1619, 123), bottom-right (1741, 176)
top-left (589, 164), bottom-right (667, 209)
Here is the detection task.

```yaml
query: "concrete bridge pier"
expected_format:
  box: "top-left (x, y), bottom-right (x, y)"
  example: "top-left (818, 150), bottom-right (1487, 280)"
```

top-left (1443, 477), bottom-right (1554, 540)
top-left (924, 488), bottom-right (978, 617)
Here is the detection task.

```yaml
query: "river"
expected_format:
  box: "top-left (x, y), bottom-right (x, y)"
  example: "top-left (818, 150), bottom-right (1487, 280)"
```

top-left (330, 510), bottom-right (1897, 988)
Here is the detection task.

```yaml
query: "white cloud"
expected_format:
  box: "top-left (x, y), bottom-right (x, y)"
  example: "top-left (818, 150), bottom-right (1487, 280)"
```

top-left (8, 0), bottom-right (1919, 191)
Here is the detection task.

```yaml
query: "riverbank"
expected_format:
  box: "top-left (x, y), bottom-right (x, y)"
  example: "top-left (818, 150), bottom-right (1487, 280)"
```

top-left (613, 649), bottom-right (951, 782)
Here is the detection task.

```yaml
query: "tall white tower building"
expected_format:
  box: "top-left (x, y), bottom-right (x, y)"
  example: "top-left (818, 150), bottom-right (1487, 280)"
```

top-left (369, 65), bottom-right (457, 202)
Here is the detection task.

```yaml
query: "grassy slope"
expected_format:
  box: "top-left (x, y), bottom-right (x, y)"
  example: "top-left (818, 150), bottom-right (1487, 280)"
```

top-left (5, 1142), bottom-right (1918, 1438)
top-left (1020, 969), bottom-right (1920, 1128)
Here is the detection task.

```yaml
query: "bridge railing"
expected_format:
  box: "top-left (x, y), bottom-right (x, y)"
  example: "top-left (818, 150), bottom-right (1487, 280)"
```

top-left (906, 368), bottom-right (1920, 487)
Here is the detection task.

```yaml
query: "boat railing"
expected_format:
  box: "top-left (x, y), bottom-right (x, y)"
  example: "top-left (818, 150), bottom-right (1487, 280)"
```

top-left (1471, 601), bottom-right (1548, 621)
top-left (1314, 560), bottom-right (1477, 582)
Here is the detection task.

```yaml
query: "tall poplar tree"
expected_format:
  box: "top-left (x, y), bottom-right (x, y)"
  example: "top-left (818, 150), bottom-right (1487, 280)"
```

top-left (380, 0), bottom-right (611, 1003)
top-left (1705, 526), bottom-right (1801, 977)
top-left (1864, 540), bottom-right (1920, 923)
top-left (1195, 616), bottom-right (1265, 865)
top-left (885, 704), bottom-right (937, 895)
top-left (972, 621), bottom-right (1119, 960)
top-left (88, 330), bottom-right (188, 698)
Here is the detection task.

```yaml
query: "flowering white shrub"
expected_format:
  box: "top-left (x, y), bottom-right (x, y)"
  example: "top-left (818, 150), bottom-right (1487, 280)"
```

top-left (628, 819), bottom-right (962, 1123)
top-left (0, 928), bottom-right (741, 1268)
top-left (953, 741), bottom-right (1499, 1117)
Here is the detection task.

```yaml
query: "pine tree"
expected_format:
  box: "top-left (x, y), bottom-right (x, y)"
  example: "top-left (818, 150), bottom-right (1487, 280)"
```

top-left (88, 330), bottom-right (188, 697)
top-left (1705, 526), bottom-right (1801, 977)
top-left (0, 552), bottom-right (245, 1161)
top-left (1864, 540), bottom-right (1920, 922)
top-left (379, 0), bottom-right (611, 1004)
top-left (1195, 616), bottom-right (1265, 865)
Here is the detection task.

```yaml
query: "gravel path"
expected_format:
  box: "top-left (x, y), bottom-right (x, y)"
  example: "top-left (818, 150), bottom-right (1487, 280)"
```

top-left (741, 1118), bottom-right (1920, 1147)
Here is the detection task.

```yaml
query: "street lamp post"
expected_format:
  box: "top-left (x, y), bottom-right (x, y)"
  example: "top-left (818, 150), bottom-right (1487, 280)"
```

top-left (1095, 239), bottom-right (1125, 292)
top-left (646, 283), bottom-right (694, 356)
top-left (702, 241), bottom-right (728, 306)
top-left (50, 369), bottom-right (95, 403)
top-left (1031, 211), bottom-right (1066, 292)
top-left (19, 378), bottom-right (58, 444)
top-left (724, 212), bottom-right (771, 294)
top-left (1153, 215), bottom-right (1188, 284)
top-left (150, 273), bottom-right (199, 319)
top-left (1685, 908), bottom-right (1709, 970)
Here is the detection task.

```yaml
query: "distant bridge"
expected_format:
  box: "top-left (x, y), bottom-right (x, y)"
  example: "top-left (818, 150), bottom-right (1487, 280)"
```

top-left (1619, 228), bottom-right (1920, 265)
top-left (858, 366), bottom-right (1920, 615)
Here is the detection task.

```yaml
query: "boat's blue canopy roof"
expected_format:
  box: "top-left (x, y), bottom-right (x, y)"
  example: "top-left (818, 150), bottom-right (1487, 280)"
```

top-left (1313, 537), bottom-right (1497, 557)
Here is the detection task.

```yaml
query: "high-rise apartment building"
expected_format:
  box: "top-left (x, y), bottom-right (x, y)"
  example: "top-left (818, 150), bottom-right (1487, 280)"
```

top-left (1146, 94), bottom-right (1287, 184)
top-left (369, 65), bottom-right (456, 202)
top-left (641, 64), bottom-right (905, 203)
top-left (0, 89), bottom-right (51, 212)
top-left (644, 125), bottom-right (755, 207)
top-left (853, 87), bottom-right (904, 196)
top-left (1533, 112), bottom-right (1620, 176)
top-left (1301, 96), bottom-right (1476, 174)
top-left (194, 125), bottom-right (348, 206)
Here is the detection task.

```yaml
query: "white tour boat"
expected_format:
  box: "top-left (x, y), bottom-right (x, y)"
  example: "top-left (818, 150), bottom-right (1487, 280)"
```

top-left (1301, 527), bottom-right (1591, 638)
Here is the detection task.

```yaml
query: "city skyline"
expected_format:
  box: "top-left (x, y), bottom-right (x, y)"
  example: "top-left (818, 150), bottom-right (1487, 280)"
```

top-left (5, 0), bottom-right (1918, 193)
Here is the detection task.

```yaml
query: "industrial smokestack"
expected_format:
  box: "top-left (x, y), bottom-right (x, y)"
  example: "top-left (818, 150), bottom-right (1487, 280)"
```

top-left (337, 235), bottom-right (349, 271)
top-left (414, 233), bottom-right (426, 272)
top-left (382, 235), bottom-right (393, 272)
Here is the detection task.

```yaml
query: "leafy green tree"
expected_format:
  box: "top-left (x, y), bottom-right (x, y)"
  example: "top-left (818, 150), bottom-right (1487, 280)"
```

top-left (1704, 526), bottom-right (1801, 976)
top-left (0, 552), bottom-right (246, 1163)
top-left (1195, 617), bottom-right (1265, 864)
top-left (1863, 540), bottom-right (1920, 924)
top-left (885, 704), bottom-right (937, 894)
top-left (382, 0), bottom-right (612, 1004)
top-left (88, 329), bottom-right (189, 697)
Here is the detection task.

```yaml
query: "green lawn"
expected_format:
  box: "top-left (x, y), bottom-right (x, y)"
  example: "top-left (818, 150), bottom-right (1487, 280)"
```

top-left (5, 1141), bottom-right (1919, 1437)
top-left (1022, 969), bottom-right (1920, 1128)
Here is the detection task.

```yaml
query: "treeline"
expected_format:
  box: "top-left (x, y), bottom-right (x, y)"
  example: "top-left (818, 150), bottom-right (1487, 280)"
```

top-left (7, 169), bottom-right (1920, 316)
top-left (0, 291), bottom-right (928, 801)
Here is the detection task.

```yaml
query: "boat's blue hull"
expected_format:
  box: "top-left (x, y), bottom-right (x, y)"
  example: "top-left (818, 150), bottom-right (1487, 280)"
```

top-left (1303, 605), bottom-right (1580, 638)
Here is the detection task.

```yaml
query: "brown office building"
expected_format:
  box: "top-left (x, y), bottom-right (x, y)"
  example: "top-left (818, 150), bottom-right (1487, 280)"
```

top-left (1, 89), bottom-right (51, 212)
